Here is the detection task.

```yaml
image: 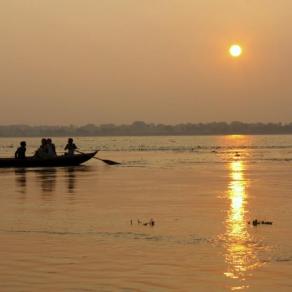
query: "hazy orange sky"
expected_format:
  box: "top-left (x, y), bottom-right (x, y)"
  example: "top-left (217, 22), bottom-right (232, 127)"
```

top-left (1, 0), bottom-right (292, 125)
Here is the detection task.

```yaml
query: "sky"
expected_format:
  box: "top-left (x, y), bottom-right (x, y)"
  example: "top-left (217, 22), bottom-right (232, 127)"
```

top-left (1, 0), bottom-right (292, 125)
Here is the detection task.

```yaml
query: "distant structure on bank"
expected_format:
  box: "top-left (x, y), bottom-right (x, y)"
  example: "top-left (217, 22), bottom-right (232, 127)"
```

top-left (1, 121), bottom-right (292, 137)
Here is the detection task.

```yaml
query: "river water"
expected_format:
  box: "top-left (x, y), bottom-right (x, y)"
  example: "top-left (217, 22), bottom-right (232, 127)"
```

top-left (0, 135), bottom-right (291, 291)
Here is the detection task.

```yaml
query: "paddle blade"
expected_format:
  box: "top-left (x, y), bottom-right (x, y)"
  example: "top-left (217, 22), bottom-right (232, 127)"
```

top-left (101, 159), bottom-right (121, 165)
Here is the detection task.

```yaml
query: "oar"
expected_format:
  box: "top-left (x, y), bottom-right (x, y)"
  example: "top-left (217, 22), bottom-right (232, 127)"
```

top-left (77, 150), bottom-right (121, 165)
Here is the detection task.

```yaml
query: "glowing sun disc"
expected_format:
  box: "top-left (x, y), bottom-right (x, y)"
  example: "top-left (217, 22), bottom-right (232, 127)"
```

top-left (229, 44), bottom-right (242, 57)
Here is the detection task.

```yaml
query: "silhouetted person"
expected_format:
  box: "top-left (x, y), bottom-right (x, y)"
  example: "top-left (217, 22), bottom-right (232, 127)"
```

top-left (47, 138), bottom-right (57, 157)
top-left (15, 141), bottom-right (26, 159)
top-left (35, 138), bottom-right (49, 158)
top-left (64, 138), bottom-right (77, 156)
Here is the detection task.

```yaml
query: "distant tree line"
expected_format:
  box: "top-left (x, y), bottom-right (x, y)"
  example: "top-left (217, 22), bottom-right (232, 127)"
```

top-left (1, 121), bottom-right (292, 137)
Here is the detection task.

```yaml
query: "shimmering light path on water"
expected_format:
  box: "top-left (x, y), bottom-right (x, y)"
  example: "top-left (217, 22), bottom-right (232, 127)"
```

top-left (0, 136), bottom-right (292, 291)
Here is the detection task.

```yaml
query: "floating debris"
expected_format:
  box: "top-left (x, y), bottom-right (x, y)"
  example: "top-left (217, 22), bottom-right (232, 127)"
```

top-left (131, 218), bottom-right (156, 227)
top-left (248, 219), bottom-right (273, 226)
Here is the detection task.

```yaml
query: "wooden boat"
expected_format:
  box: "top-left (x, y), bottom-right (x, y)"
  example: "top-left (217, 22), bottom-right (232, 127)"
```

top-left (0, 151), bottom-right (98, 168)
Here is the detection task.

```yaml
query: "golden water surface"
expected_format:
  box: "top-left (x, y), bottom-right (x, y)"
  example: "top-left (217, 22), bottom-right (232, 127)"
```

top-left (0, 136), bottom-right (291, 291)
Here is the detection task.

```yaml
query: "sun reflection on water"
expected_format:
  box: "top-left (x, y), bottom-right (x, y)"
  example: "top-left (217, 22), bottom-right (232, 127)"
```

top-left (223, 158), bottom-right (262, 289)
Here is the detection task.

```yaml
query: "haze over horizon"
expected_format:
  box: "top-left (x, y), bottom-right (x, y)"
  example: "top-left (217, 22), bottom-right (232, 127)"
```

top-left (1, 1), bottom-right (292, 125)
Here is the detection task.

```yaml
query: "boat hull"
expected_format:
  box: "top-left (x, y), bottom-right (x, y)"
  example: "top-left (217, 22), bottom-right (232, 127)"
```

top-left (0, 151), bottom-right (97, 168)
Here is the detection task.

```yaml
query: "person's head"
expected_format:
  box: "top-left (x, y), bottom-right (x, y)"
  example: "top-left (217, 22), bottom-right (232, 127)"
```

top-left (20, 141), bottom-right (26, 147)
top-left (47, 138), bottom-right (52, 144)
top-left (68, 138), bottom-right (73, 144)
top-left (41, 138), bottom-right (47, 146)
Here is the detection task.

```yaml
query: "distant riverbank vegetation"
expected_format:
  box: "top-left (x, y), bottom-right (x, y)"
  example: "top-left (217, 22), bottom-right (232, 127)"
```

top-left (1, 121), bottom-right (292, 137)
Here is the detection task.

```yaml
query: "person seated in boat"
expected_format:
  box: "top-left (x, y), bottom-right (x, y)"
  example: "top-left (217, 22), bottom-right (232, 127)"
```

top-left (64, 138), bottom-right (77, 156)
top-left (34, 138), bottom-right (49, 158)
top-left (47, 138), bottom-right (57, 157)
top-left (15, 141), bottom-right (26, 159)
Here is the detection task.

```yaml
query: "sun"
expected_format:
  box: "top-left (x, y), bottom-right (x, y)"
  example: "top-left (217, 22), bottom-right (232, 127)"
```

top-left (229, 44), bottom-right (242, 58)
